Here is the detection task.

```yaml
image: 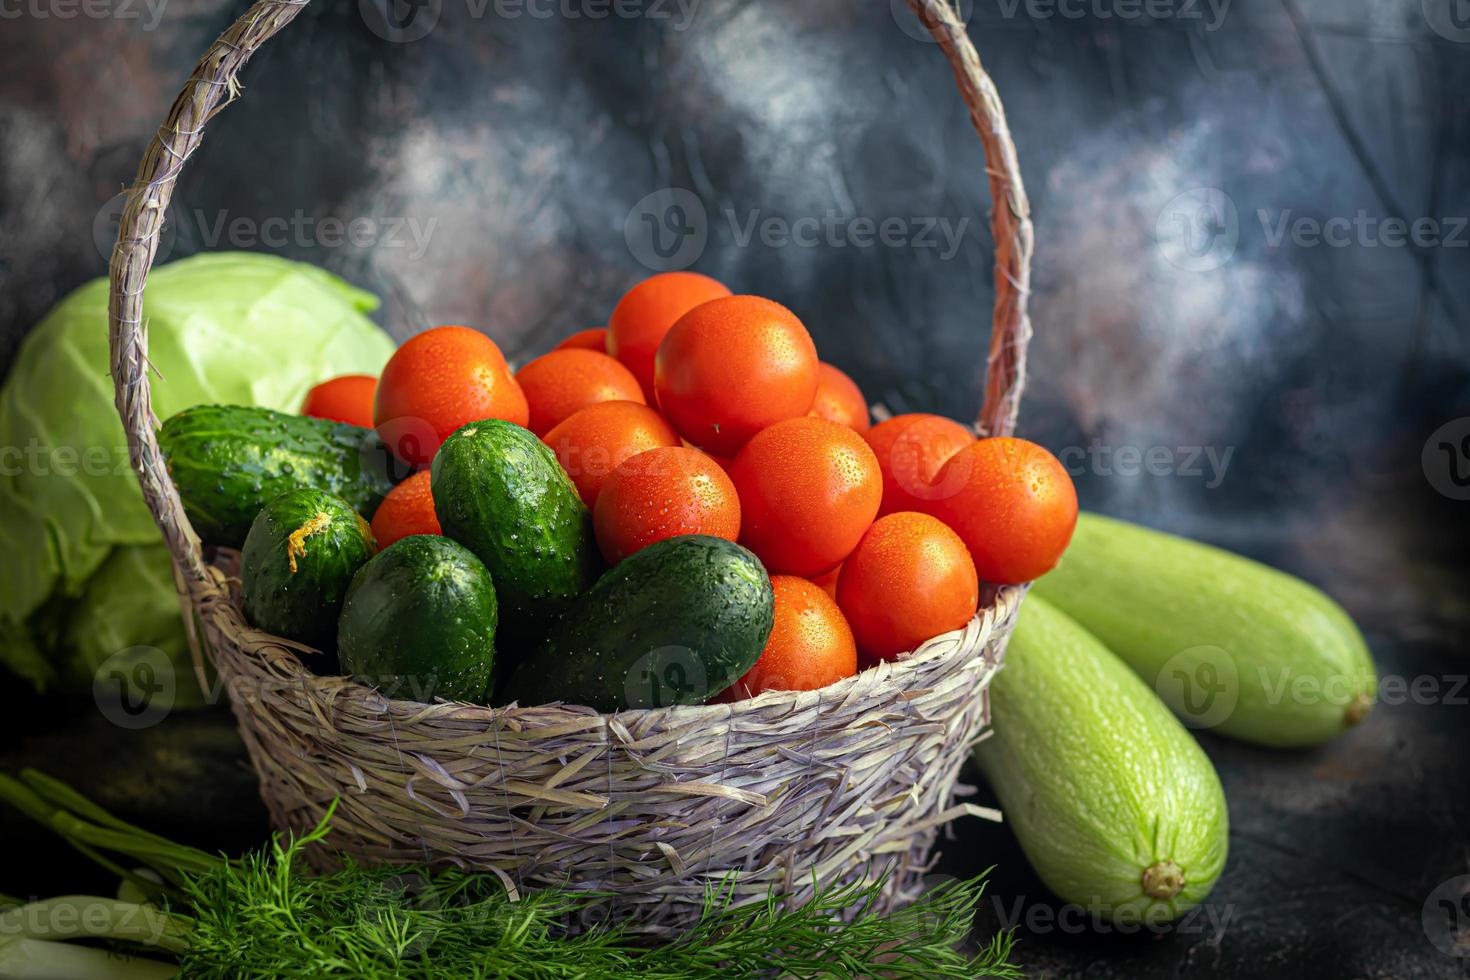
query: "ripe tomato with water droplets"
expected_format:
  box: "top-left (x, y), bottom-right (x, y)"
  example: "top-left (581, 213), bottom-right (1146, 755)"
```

top-left (369, 470), bottom-right (441, 550)
top-left (543, 401), bottom-right (681, 507)
top-left (593, 446), bottom-right (740, 564)
top-left (722, 576), bottom-right (857, 699)
top-left (553, 327), bottom-right (609, 353)
top-left (374, 326), bottom-right (527, 466)
top-left (608, 272), bottom-right (731, 401)
top-left (863, 413), bottom-right (976, 517)
top-left (925, 436), bottom-right (1078, 584)
top-left (810, 564), bottom-right (841, 601)
top-left (301, 374), bottom-right (377, 428)
top-left (655, 295), bottom-right (819, 457)
top-left (728, 416), bottom-right (881, 577)
top-left (836, 512), bottom-right (978, 659)
top-left (515, 349), bottom-right (644, 436)
top-left (809, 363), bottom-right (870, 433)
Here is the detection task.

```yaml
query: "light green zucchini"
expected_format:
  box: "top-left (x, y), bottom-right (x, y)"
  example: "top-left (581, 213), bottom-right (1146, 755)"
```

top-left (1031, 512), bottom-right (1377, 747)
top-left (975, 594), bottom-right (1228, 924)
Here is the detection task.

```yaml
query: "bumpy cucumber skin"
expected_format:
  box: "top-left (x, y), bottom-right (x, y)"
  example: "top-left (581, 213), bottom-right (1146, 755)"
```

top-left (160, 405), bottom-right (402, 548)
top-left (1032, 512), bottom-right (1377, 747)
top-left (504, 535), bottom-right (775, 711)
top-left (240, 489), bottom-right (375, 652)
top-left (430, 420), bottom-right (600, 634)
top-left (337, 535), bottom-right (498, 703)
top-left (975, 594), bottom-right (1229, 924)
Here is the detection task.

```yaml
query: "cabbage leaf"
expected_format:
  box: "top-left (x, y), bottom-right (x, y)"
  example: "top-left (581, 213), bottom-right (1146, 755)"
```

top-left (0, 252), bottom-right (395, 700)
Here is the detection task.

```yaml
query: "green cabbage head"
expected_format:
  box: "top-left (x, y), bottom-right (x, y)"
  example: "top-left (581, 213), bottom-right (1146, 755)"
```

top-left (0, 252), bottom-right (395, 705)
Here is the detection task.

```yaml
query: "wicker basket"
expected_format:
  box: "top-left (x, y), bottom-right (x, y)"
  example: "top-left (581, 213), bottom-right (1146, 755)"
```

top-left (107, 0), bottom-right (1036, 937)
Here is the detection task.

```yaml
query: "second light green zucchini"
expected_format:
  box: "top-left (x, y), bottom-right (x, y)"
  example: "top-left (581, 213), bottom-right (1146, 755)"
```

top-left (1032, 512), bottom-right (1377, 747)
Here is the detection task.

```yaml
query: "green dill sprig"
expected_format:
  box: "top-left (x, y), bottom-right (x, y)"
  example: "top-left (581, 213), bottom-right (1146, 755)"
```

top-left (0, 770), bottom-right (1020, 979)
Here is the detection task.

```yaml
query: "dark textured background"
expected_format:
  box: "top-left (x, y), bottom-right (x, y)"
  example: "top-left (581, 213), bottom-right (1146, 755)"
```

top-left (2, 1), bottom-right (1469, 977)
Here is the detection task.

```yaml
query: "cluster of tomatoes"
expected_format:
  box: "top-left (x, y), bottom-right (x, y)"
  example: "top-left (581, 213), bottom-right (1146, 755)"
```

top-left (300, 271), bottom-right (1078, 701)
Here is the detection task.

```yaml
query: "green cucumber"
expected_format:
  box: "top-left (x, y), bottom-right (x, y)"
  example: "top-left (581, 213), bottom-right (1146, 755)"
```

top-left (1032, 512), bottom-right (1377, 747)
top-left (160, 405), bottom-right (404, 548)
top-left (240, 489), bottom-right (376, 653)
top-left (975, 594), bottom-right (1229, 924)
top-left (430, 420), bottom-right (599, 636)
top-left (338, 535), bottom-right (498, 703)
top-left (503, 535), bottom-right (774, 711)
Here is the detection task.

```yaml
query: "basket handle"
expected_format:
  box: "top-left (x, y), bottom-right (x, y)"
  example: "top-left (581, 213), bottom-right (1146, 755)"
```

top-left (907, 0), bottom-right (1035, 440)
top-left (108, 0), bottom-right (1034, 586)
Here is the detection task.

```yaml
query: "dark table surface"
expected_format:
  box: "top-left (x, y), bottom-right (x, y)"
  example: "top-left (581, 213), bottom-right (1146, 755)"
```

top-left (2, 1), bottom-right (1468, 977)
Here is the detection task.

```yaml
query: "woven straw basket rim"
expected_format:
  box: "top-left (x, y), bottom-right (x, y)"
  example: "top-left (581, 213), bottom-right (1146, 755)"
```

top-left (105, 0), bottom-right (1038, 937)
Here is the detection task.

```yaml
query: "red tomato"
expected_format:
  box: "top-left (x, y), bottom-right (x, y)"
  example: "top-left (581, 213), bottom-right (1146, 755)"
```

top-left (808, 363), bottom-right (870, 433)
top-left (863, 413), bottom-right (976, 517)
top-left (728, 416), bottom-right (882, 577)
top-left (515, 349), bottom-right (644, 437)
top-left (374, 326), bottom-right (527, 466)
top-left (926, 437), bottom-right (1079, 584)
top-left (723, 576), bottom-right (857, 699)
top-left (301, 374), bottom-right (377, 428)
top-left (654, 295), bottom-right (819, 457)
top-left (370, 470), bottom-right (441, 550)
top-left (809, 564), bottom-right (841, 601)
top-left (607, 272), bottom-right (731, 401)
top-left (543, 401), bottom-right (681, 506)
top-left (553, 327), bottom-right (609, 353)
top-left (836, 512), bottom-right (978, 659)
top-left (593, 447), bottom-right (740, 564)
